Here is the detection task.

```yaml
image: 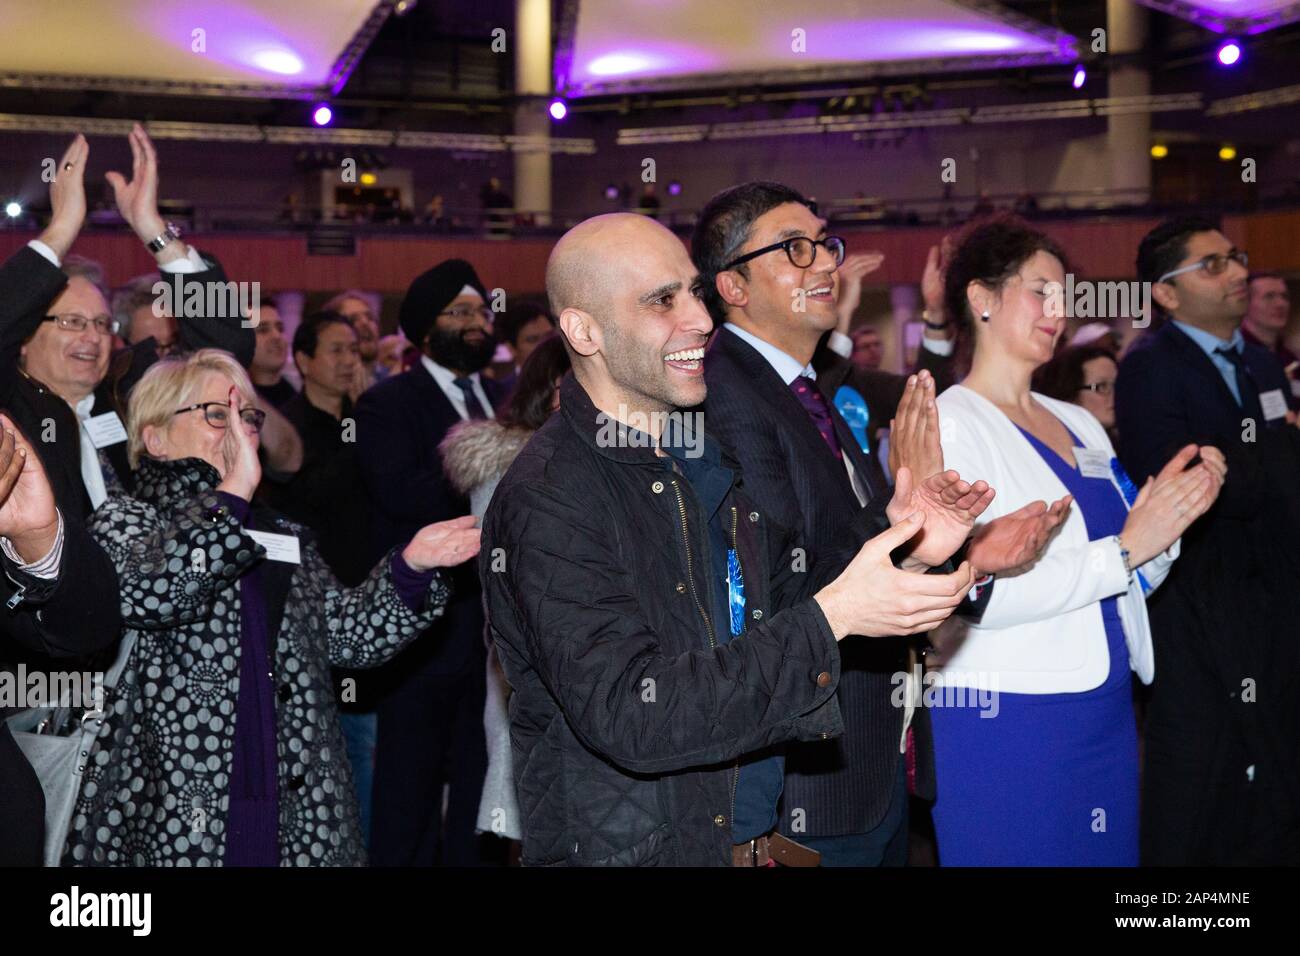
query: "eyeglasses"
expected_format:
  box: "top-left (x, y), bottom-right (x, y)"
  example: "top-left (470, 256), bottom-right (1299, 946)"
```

top-left (1079, 380), bottom-right (1115, 396)
top-left (1157, 250), bottom-right (1248, 284)
top-left (723, 235), bottom-right (846, 272)
top-left (44, 313), bottom-right (120, 335)
top-left (173, 401), bottom-right (267, 431)
top-left (439, 306), bottom-right (493, 322)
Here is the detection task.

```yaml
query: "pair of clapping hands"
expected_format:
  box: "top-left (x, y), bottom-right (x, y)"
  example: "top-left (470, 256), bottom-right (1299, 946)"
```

top-left (815, 370), bottom-right (1072, 641)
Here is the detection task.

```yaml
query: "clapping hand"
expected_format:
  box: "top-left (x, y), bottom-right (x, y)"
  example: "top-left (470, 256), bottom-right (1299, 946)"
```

top-left (1118, 444), bottom-right (1224, 566)
top-left (105, 123), bottom-right (180, 262)
top-left (38, 134), bottom-right (89, 261)
top-left (834, 252), bottom-right (885, 333)
top-left (215, 387), bottom-right (263, 501)
top-left (402, 515), bottom-right (482, 571)
top-left (0, 416), bottom-right (60, 564)
top-left (886, 466), bottom-right (995, 568)
top-left (966, 495), bottom-right (1073, 577)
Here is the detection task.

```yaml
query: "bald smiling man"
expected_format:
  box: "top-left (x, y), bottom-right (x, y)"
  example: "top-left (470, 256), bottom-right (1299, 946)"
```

top-left (479, 213), bottom-right (981, 866)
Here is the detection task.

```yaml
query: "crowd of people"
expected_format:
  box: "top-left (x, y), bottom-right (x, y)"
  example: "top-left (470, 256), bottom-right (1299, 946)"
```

top-left (1, 128), bottom-right (1297, 867)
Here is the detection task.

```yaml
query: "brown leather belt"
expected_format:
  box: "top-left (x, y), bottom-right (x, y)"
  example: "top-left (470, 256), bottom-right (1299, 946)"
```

top-left (732, 832), bottom-right (821, 867)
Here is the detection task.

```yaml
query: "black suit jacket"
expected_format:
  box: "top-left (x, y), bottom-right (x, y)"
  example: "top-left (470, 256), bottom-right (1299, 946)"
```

top-left (354, 365), bottom-right (506, 681)
top-left (702, 327), bottom-right (934, 838)
top-left (0, 245), bottom-right (255, 518)
top-left (1116, 322), bottom-right (1300, 864)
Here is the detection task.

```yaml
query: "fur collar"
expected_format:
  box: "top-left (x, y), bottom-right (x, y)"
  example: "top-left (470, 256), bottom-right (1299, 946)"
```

top-left (440, 419), bottom-right (535, 495)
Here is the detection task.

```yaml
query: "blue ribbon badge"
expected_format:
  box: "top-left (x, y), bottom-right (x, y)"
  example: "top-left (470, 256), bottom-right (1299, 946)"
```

top-left (834, 385), bottom-right (872, 455)
top-left (727, 548), bottom-right (746, 637)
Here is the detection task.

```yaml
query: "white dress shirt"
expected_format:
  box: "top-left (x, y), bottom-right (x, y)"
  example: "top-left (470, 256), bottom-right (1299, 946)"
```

top-left (420, 355), bottom-right (495, 421)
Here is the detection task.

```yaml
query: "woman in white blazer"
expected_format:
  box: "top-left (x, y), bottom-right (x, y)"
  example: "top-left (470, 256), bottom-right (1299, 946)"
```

top-left (927, 216), bottom-right (1225, 865)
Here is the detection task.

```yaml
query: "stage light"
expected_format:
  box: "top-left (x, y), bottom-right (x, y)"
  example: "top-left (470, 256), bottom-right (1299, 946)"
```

top-left (394, 0), bottom-right (417, 16)
top-left (667, 181), bottom-right (682, 197)
top-left (1219, 144), bottom-right (1237, 161)
top-left (1072, 65), bottom-right (1086, 90)
top-left (1150, 143), bottom-right (1169, 159)
top-left (252, 49), bottom-right (304, 76)
top-left (312, 104), bottom-right (333, 126)
top-left (360, 172), bottom-right (378, 185)
top-left (549, 99), bottom-right (568, 120)
top-left (604, 184), bottom-right (619, 200)
top-left (1217, 40), bottom-right (1242, 67)
top-left (4, 201), bottom-right (21, 218)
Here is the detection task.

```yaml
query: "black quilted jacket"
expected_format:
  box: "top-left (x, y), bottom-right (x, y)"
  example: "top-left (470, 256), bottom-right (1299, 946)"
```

top-left (481, 373), bottom-right (878, 866)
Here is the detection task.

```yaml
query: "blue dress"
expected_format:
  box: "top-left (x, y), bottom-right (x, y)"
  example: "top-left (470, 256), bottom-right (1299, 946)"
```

top-left (929, 422), bottom-right (1139, 866)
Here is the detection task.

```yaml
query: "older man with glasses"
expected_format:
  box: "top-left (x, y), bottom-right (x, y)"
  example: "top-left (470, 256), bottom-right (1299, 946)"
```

top-left (1, 126), bottom-right (300, 519)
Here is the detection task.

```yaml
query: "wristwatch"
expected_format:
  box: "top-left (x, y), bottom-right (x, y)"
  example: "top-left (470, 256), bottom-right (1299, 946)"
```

top-left (921, 308), bottom-right (950, 331)
top-left (146, 221), bottom-right (182, 254)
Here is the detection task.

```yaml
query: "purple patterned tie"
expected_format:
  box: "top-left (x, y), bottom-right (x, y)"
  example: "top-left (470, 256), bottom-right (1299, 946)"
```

top-left (790, 375), bottom-right (842, 460)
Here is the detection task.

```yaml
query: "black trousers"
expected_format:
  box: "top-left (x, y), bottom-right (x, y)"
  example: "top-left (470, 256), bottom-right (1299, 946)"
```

top-left (369, 635), bottom-right (488, 867)
top-left (0, 721), bottom-right (44, 866)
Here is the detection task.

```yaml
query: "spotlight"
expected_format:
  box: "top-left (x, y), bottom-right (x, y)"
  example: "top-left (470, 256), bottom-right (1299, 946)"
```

top-left (1072, 65), bottom-right (1086, 90)
top-left (1219, 144), bottom-right (1237, 161)
top-left (548, 99), bottom-right (568, 120)
top-left (360, 172), bottom-right (378, 185)
top-left (1217, 40), bottom-right (1242, 66)
top-left (667, 181), bottom-right (682, 197)
top-left (1150, 143), bottom-right (1169, 159)
top-left (393, 0), bottom-right (418, 16)
top-left (603, 184), bottom-right (619, 200)
top-left (312, 103), bottom-right (333, 126)
top-left (4, 201), bottom-right (21, 218)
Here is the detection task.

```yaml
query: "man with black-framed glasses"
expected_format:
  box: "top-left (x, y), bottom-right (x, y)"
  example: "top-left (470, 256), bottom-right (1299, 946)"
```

top-left (1117, 216), bottom-right (1300, 865)
top-left (690, 181), bottom-right (1049, 866)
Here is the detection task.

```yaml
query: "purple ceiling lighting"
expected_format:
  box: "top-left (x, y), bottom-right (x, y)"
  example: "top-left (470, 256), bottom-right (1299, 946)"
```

top-left (557, 0), bottom-right (1078, 97)
top-left (1132, 1), bottom-right (1300, 35)
top-left (1072, 64), bottom-right (1087, 89)
top-left (549, 99), bottom-right (569, 120)
top-left (312, 103), bottom-right (333, 126)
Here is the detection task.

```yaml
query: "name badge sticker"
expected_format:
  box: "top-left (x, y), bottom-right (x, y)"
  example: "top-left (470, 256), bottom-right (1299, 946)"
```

top-left (1074, 447), bottom-right (1113, 480)
top-left (83, 411), bottom-right (128, 448)
top-left (245, 530), bottom-right (301, 564)
top-left (1259, 388), bottom-right (1288, 421)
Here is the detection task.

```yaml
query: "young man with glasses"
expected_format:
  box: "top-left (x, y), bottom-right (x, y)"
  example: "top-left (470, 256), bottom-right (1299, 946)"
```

top-left (690, 182), bottom-right (1058, 865)
top-left (356, 258), bottom-right (506, 866)
top-left (1116, 216), bottom-right (1300, 865)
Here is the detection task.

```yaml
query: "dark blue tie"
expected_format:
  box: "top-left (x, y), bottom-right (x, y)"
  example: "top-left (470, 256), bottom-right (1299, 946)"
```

top-left (453, 376), bottom-right (490, 421)
top-left (1215, 346), bottom-right (1265, 424)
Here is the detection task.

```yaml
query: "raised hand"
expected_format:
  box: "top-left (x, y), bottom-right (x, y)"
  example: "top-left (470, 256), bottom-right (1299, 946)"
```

top-left (105, 122), bottom-right (174, 258)
top-left (887, 369), bottom-right (942, 484)
top-left (966, 494), bottom-right (1072, 577)
top-left (815, 510), bottom-right (976, 639)
top-left (834, 251), bottom-right (885, 333)
top-left (215, 387), bottom-right (263, 501)
top-left (0, 416), bottom-right (60, 564)
top-left (402, 515), bottom-right (482, 571)
top-left (38, 134), bottom-right (89, 260)
top-left (1119, 444), bottom-right (1224, 566)
top-left (886, 466), bottom-right (995, 568)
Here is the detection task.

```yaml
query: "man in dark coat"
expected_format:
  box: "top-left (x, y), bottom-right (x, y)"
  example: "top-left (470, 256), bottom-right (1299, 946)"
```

top-left (1116, 216), bottom-right (1300, 865)
top-left (357, 258), bottom-right (507, 865)
top-left (480, 212), bottom-right (982, 866)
